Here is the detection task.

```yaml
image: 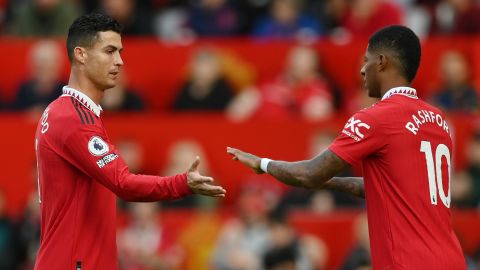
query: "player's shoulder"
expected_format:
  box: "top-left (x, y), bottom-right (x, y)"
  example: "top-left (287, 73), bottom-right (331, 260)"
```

top-left (351, 102), bottom-right (383, 124)
top-left (360, 95), bottom-right (431, 120)
top-left (45, 96), bottom-right (102, 135)
top-left (417, 98), bottom-right (445, 115)
top-left (341, 105), bottom-right (382, 140)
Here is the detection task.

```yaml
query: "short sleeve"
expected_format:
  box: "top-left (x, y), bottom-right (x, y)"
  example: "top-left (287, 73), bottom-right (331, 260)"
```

top-left (329, 110), bottom-right (384, 166)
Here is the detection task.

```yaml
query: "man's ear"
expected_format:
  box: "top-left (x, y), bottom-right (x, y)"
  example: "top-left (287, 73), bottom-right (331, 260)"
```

top-left (377, 54), bottom-right (388, 71)
top-left (73, 47), bottom-right (87, 65)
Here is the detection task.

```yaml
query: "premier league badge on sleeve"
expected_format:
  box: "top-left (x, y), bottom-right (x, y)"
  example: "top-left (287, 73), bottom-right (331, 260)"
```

top-left (88, 136), bottom-right (109, 156)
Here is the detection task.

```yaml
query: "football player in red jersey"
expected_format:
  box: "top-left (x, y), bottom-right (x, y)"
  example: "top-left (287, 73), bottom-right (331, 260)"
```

top-left (228, 25), bottom-right (466, 269)
top-left (34, 13), bottom-right (226, 270)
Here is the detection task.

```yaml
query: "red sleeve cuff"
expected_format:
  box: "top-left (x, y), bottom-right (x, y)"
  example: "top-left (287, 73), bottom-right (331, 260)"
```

top-left (174, 172), bottom-right (193, 196)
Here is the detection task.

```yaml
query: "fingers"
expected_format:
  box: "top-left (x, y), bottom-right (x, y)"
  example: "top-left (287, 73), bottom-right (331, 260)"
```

top-left (198, 184), bottom-right (226, 197)
top-left (226, 146), bottom-right (239, 156)
top-left (227, 147), bottom-right (241, 161)
top-left (196, 176), bottom-right (214, 183)
top-left (189, 156), bottom-right (200, 172)
top-left (188, 171), bottom-right (215, 183)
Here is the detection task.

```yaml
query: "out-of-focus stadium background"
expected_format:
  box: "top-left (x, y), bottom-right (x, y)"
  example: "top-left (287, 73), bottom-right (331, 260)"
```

top-left (0, 0), bottom-right (479, 269)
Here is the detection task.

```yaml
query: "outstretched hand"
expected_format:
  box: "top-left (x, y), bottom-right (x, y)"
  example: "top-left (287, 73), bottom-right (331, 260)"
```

top-left (187, 156), bottom-right (226, 197)
top-left (226, 147), bottom-right (264, 174)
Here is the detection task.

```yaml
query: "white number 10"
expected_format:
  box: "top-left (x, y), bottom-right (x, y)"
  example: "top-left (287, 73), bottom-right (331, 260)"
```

top-left (420, 141), bottom-right (451, 208)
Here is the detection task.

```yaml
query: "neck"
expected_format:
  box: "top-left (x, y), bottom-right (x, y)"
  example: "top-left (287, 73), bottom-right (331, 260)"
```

top-left (68, 67), bottom-right (104, 105)
top-left (379, 77), bottom-right (410, 98)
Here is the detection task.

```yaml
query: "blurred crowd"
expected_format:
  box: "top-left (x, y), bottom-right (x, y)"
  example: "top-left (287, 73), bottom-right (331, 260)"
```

top-left (0, 38), bottom-right (478, 117)
top-left (1, 0), bottom-right (480, 39)
top-left (0, 0), bottom-right (479, 115)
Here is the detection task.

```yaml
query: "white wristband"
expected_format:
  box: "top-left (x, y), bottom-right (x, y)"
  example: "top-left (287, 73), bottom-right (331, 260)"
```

top-left (260, 158), bottom-right (272, 173)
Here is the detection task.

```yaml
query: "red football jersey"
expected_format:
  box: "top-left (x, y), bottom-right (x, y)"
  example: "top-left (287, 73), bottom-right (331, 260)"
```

top-left (329, 87), bottom-right (466, 269)
top-left (34, 87), bottom-right (192, 270)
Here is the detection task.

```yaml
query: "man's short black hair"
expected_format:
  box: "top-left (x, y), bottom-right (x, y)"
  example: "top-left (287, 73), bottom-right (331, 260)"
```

top-left (66, 13), bottom-right (122, 63)
top-left (368, 25), bottom-right (421, 83)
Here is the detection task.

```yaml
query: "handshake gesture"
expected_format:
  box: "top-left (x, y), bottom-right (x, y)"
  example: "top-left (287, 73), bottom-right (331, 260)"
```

top-left (187, 147), bottom-right (266, 198)
top-left (187, 156), bottom-right (226, 197)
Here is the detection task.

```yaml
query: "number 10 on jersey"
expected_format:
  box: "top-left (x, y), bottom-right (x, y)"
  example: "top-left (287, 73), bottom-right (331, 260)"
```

top-left (420, 141), bottom-right (451, 208)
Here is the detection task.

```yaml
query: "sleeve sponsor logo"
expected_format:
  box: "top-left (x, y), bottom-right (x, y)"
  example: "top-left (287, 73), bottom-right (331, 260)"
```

top-left (97, 153), bottom-right (118, 168)
top-left (88, 136), bottom-right (109, 156)
top-left (342, 117), bottom-right (371, 141)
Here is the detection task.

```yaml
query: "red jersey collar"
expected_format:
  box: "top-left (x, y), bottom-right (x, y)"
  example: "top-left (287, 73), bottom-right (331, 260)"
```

top-left (381, 87), bottom-right (418, 101)
top-left (61, 86), bottom-right (103, 117)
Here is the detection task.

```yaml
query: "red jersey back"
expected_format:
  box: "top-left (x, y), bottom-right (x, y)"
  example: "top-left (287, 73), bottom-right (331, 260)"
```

top-left (330, 87), bottom-right (466, 269)
top-left (34, 87), bottom-right (192, 270)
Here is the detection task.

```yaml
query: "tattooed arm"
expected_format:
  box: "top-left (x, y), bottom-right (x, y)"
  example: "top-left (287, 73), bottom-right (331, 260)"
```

top-left (322, 177), bottom-right (365, 198)
top-left (265, 149), bottom-right (348, 189)
top-left (227, 147), bottom-right (365, 198)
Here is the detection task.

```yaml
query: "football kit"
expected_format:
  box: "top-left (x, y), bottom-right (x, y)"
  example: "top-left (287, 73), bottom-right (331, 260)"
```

top-left (34, 86), bottom-right (192, 270)
top-left (330, 87), bottom-right (466, 269)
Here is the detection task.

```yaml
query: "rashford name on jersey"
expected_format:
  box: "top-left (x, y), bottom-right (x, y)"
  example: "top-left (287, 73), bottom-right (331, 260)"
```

top-left (405, 109), bottom-right (450, 135)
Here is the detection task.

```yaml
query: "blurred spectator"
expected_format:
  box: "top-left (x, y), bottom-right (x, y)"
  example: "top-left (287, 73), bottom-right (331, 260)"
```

top-left (116, 139), bottom-right (145, 174)
top-left (99, 0), bottom-right (154, 36)
top-left (212, 184), bottom-right (278, 270)
top-left (466, 132), bottom-right (480, 207)
top-left (0, 93), bottom-right (5, 110)
top-left (341, 0), bottom-right (404, 38)
top-left (0, 189), bottom-right (17, 270)
top-left (228, 45), bottom-right (335, 121)
top-left (154, 6), bottom-right (193, 43)
top-left (13, 40), bottom-right (65, 112)
top-left (233, 0), bottom-right (271, 34)
top-left (431, 51), bottom-right (478, 113)
top-left (263, 218), bottom-right (328, 270)
top-left (173, 48), bottom-right (235, 111)
top-left (310, 190), bottom-right (336, 213)
top-left (15, 191), bottom-right (41, 270)
top-left (449, 0), bottom-right (480, 34)
top-left (8, 0), bottom-right (80, 37)
top-left (451, 171), bottom-right (476, 208)
top-left (340, 213), bottom-right (371, 270)
top-left (85, 0), bottom-right (154, 13)
top-left (252, 0), bottom-right (323, 39)
top-left (307, 0), bottom-right (349, 35)
top-left (187, 0), bottom-right (243, 36)
top-left (0, 0), bottom-right (6, 34)
top-left (101, 72), bottom-right (145, 111)
top-left (118, 202), bottom-right (185, 270)
top-left (431, 0), bottom-right (480, 35)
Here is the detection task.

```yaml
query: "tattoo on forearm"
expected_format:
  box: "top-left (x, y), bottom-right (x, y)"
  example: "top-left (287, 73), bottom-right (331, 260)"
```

top-left (267, 149), bottom-right (350, 189)
top-left (323, 177), bottom-right (365, 198)
top-left (267, 160), bottom-right (310, 187)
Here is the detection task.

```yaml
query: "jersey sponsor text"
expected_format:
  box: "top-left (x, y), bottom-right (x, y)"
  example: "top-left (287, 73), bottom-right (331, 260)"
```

top-left (405, 110), bottom-right (450, 135)
top-left (96, 153), bottom-right (118, 168)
